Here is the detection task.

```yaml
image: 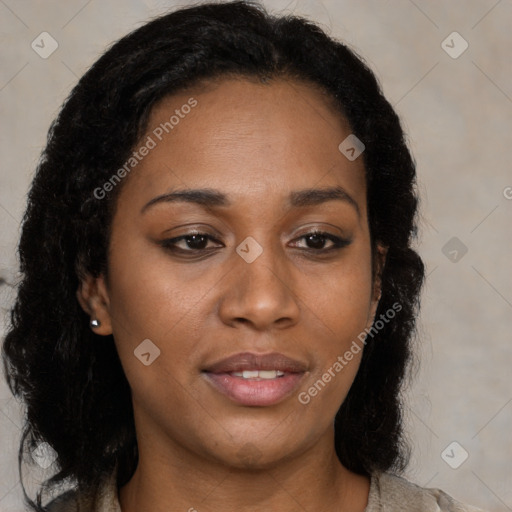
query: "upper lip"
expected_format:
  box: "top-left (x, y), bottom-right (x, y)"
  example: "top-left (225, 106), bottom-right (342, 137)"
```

top-left (203, 352), bottom-right (308, 374)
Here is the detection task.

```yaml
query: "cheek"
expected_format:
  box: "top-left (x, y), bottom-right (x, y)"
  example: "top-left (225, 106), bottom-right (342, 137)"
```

top-left (296, 279), bottom-right (370, 419)
top-left (306, 255), bottom-right (374, 339)
top-left (105, 242), bottom-right (214, 392)
top-left (297, 253), bottom-right (373, 401)
top-left (107, 236), bottom-right (213, 338)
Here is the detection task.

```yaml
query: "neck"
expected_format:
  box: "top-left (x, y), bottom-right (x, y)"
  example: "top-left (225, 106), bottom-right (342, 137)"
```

top-left (118, 429), bottom-right (370, 512)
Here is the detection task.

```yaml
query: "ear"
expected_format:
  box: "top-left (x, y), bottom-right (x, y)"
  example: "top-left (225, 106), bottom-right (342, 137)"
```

top-left (76, 273), bottom-right (113, 335)
top-left (366, 243), bottom-right (388, 328)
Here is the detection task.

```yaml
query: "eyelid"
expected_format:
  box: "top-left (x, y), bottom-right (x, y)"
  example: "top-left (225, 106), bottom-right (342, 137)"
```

top-left (160, 230), bottom-right (222, 247)
top-left (289, 222), bottom-right (348, 238)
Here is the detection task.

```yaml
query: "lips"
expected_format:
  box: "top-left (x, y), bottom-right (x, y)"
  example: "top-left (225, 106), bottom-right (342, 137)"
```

top-left (203, 352), bottom-right (308, 374)
top-left (202, 352), bottom-right (308, 407)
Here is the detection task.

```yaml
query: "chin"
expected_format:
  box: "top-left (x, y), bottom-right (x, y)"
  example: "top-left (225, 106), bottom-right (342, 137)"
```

top-left (203, 437), bottom-right (304, 471)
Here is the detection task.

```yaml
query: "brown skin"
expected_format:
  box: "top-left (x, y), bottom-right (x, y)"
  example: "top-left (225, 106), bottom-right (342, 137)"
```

top-left (77, 77), bottom-right (387, 512)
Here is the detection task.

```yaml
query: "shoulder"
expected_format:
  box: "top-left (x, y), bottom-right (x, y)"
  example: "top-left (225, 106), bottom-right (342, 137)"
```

top-left (368, 472), bottom-right (488, 512)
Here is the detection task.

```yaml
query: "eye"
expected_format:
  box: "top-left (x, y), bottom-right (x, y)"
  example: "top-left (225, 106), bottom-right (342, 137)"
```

top-left (291, 230), bottom-right (352, 252)
top-left (159, 232), bottom-right (223, 254)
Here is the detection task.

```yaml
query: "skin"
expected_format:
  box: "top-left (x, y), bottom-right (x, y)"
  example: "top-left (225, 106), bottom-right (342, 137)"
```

top-left (77, 76), bottom-right (387, 512)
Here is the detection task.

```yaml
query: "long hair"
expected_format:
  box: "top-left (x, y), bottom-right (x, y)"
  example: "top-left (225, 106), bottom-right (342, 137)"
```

top-left (2, 1), bottom-right (424, 509)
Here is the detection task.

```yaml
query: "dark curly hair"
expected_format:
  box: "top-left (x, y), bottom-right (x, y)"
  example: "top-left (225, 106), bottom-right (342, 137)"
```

top-left (1, 1), bottom-right (425, 509)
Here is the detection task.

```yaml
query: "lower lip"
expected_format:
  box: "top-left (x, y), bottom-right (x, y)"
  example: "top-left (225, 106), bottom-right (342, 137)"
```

top-left (203, 372), bottom-right (305, 406)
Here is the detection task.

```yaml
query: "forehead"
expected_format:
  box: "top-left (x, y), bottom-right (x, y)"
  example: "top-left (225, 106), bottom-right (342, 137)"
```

top-left (118, 77), bottom-right (367, 219)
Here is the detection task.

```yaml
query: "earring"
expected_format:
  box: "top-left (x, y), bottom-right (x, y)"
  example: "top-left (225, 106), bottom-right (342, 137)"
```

top-left (90, 319), bottom-right (101, 328)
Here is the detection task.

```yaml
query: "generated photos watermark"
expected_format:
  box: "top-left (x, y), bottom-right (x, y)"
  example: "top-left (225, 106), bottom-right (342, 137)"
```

top-left (94, 97), bottom-right (198, 200)
top-left (298, 301), bottom-right (402, 405)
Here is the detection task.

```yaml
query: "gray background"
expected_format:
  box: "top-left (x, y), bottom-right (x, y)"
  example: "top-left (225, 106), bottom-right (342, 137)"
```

top-left (0, 0), bottom-right (511, 510)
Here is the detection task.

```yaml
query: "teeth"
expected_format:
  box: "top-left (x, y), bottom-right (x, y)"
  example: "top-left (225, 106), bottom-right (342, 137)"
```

top-left (242, 370), bottom-right (259, 379)
top-left (231, 370), bottom-right (285, 379)
top-left (259, 370), bottom-right (280, 379)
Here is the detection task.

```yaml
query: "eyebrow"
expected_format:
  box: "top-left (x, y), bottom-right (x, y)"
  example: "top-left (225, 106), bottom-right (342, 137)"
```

top-left (140, 185), bottom-right (360, 218)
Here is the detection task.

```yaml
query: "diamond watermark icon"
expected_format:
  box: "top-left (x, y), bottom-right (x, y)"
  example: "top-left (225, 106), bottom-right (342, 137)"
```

top-left (442, 236), bottom-right (468, 263)
top-left (441, 441), bottom-right (469, 469)
top-left (236, 236), bottom-right (263, 263)
top-left (237, 442), bottom-right (263, 465)
top-left (338, 134), bottom-right (365, 161)
top-left (134, 338), bottom-right (161, 366)
top-left (441, 32), bottom-right (468, 59)
top-left (31, 32), bottom-right (59, 59)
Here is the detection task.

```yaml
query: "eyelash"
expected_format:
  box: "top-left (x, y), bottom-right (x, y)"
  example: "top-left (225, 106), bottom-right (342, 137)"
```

top-left (159, 230), bottom-right (351, 256)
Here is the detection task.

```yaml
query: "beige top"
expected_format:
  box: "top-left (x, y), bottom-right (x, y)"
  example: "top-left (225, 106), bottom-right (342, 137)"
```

top-left (46, 470), bottom-right (488, 512)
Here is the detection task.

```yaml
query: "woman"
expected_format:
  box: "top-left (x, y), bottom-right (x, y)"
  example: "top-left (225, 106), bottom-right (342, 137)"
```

top-left (1, 1), bottom-right (486, 511)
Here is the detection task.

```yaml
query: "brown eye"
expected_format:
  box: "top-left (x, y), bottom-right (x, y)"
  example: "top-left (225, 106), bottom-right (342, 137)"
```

top-left (177, 234), bottom-right (209, 250)
top-left (160, 232), bottom-right (222, 254)
top-left (292, 231), bottom-right (352, 252)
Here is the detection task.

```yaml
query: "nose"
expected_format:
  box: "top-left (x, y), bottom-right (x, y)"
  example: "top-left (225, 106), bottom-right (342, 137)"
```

top-left (217, 238), bottom-right (301, 331)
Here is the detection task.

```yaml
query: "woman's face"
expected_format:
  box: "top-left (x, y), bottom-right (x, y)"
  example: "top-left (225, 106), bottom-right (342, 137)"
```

top-left (87, 77), bottom-right (386, 469)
